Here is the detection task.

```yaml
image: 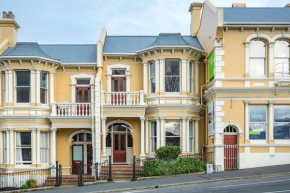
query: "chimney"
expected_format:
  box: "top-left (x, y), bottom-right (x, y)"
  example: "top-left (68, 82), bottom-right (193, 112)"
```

top-left (7, 11), bottom-right (15, 19)
top-left (0, 11), bottom-right (20, 48)
top-left (188, 2), bottom-right (203, 36)
top-left (232, 3), bottom-right (246, 8)
top-left (285, 3), bottom-right (290, 7)
top-left (3, 11), bottom-right (7, 19)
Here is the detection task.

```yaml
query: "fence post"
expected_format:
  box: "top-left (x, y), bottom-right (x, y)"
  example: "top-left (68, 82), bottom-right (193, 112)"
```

top-left (78, 162), bottom-right (83, 186)
top-left (108, 155), bottom-right (113, 182)
top-left (55, 161), bottom-right (59, 187)
top-left (59, 164), bottom-right (62, 186)
top-left (132, 155), bottom-right (136, 181)
top-left (95, 162), bottom-right (99, 180)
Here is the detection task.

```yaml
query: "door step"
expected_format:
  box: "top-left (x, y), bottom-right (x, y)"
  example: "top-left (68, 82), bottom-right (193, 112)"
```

top-left (45, 175), bottom-right (95, 186)
top-left (100, 165), bottom-right (142, 181)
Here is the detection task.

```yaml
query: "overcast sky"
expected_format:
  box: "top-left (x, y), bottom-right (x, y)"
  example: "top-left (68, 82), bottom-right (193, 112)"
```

top-left (1, 0), bottom-right (288, 44)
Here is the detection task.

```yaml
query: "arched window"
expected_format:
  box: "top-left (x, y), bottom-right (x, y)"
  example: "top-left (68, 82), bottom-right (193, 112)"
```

top-left (72, 133), bottom-right (92, 142)
top-left (274, 40), bottom-right (290, 77)
top-left (106, 123), bottom-right (133, 148)
top-left (250, 40), bottom-right (267, 77)
top-left (224, 126), bottom-right (237, 133)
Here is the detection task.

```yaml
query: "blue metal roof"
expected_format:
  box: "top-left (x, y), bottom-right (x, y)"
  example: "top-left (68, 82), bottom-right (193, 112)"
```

top-left (223, 8), bottom-right (290, 23)
top-left (104, 34), bottom-right (203, 53)
top-left (40, 44), bottom-right (96, 63)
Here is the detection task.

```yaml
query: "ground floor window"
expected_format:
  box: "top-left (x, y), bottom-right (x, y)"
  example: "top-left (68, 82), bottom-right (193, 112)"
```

top-left (40, 132), bottom-right (49, 164)
top-left (274, 105), bottom-right (290, 140)
top-left (16, 132), bottom-right (32, 164)
top-left (249, 105), bottom-right (267, 140)
top-left (165, 120), bottom-right (180, 146)
top-left (150, 121), bottom-right (157, 152)
top-left (189, 121), bottom-right (194, 152)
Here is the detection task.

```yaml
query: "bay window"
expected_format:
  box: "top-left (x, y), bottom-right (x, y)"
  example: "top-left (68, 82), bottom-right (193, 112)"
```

top-left (189, 121), bottom-right (194, 152)
top-left (249, 105), bottom-right (267, 140)
top-left (150, 121), bottom-right (157, 152)
top-left (165, 120), bottom-right (180, 146)
top-left (165, 60), bottom-right (180, 92)
top-left (150, 61), bottom-right (156, 94)
top-left (274, 40), bottom-right (290, 76)
top-left (40, 71), bottom-right (48, 104)
top-left (274, 105), bottom-right (290, 140)
top-left (16, 132), bottom-right (32, 164)
top-left (249, 40), bottom-right (267, 77)
top-left (16, 71), bottom-right (30, 103)
top-left (40, 132), bottom-right (49, 163)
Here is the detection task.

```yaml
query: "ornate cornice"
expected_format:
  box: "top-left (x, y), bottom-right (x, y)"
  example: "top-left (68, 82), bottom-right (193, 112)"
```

top-left (103, 105), bottom-right (147, 112)
top-left (48, 116), bottom-right (92, 122)
top-left (0, 116), bottom-right (49, 123)
top-left (146, 105), bottom-right (200, 113)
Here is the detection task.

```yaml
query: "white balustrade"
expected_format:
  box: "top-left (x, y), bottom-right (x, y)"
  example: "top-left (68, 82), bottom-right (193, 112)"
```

top-left (103, 91), bottom-right (145, 106)
top-left (275, 62), bottom-right (290, 80)
top-left (52, 103), bottom-right (92, 116)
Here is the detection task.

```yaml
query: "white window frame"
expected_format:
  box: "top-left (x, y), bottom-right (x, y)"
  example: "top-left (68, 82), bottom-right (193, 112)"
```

top-left (274, 40), bottom-right (290, 77)
top-left (107, 64), bottom-right (130, 92)
top-left (16, 132), bottom-right (32, 165)
top-left (189, 62), bottom-right (194, 94)
top-left (40, 71), bottom-right (48, 104)
top-left (3, 72), bottom-right (6, 104)
top-left (165, 120), bottom-right (181, 147)
top-left (149, 61), bottom-right (156, 95)
top-left (249, 105), bottom-right (267, 141)
top-left (40, 132), bottom-right (49, 164)
top-left (15, 71), bottom-right (31, 105)
top-left (150, 121), bottom-right (157, 153)
top-left (165, 59), bottom-right (180, 93)
top-left (249, 40), bottom-right (267, 77)
top-left (273, 105), bottom-right (290, 141)
top-left (189, 121), bottom-right (194, 152)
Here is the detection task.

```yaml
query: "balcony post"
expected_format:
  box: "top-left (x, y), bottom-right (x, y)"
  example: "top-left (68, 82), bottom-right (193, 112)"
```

top-left (140, 90), bottom-right (144, 105)
top-left (51, 103), bottom-right (56, 116)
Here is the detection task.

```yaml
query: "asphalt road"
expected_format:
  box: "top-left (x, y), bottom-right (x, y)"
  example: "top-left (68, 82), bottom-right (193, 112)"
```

top-left (124, 175), bottom-right (290, 193)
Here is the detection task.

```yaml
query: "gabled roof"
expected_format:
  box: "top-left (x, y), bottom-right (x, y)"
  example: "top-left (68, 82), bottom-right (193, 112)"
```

top-left (1, 42), bottom-right (58, 61)
top-left (103, 34), bottom-right (203, 54)
top-left (223, 7), bottom-right (290, 24)
top-left (1, 43), bottom-right (97, 64)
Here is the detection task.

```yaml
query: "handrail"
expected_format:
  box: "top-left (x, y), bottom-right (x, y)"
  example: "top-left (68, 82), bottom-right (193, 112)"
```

top-left (102, 90), bottom-right (145, 106)
top-left (51, 103), bottom-right (92, 116)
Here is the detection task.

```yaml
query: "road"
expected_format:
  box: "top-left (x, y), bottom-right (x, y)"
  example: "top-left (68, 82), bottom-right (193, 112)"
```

top-left (124, 175), bottom-right (290, 193)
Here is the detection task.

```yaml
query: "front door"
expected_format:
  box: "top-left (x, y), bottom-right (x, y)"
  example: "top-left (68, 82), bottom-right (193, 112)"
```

top-left (76, 87), bottom-right (91, 115)
top-left (111, 77), bottom-right (126, 105)
top-left (224, 135), bottom-right (238, 171)
top-left (72, 145), bottom-right (83, 174)
top-left (113, 133), bottom-right (126, 163)
top-left (87, 145), bottom-right (93, 174)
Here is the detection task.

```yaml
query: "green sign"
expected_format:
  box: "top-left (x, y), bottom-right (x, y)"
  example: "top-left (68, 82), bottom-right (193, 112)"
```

top-left (249, 131), bottom-right (261, 135)
top-left (208, 51), bottom-right (215, 81)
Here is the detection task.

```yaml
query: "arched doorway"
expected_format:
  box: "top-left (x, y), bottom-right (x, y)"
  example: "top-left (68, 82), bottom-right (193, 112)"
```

top-left (224, 126), bottom-right (238, 170)
top-left (69, 130), bottom-right (92, 174)
top-left (106, 123), bottom-right (133, 163)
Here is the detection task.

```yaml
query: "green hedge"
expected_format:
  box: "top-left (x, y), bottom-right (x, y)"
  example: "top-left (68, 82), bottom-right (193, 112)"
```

top-left (155, 146), bottom-right (182, 159)
top-left (142, 157), bottom-right (205, 176)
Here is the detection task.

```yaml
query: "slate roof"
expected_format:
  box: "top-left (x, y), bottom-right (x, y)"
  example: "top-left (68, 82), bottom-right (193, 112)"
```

top-left (223, 8), bottom-right (290, 24)
top-left (103, 34), bottom-right (203, 54)
top-left (1, 43), bottom-right (97, 63)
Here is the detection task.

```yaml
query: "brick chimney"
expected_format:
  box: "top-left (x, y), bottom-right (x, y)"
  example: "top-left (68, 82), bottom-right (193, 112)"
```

top-left (232, 3), bottom-right (246, 8)
top-left (188, 2), bottom-right (203, 36)
top-left (285, 3), bottom-right (290, 8)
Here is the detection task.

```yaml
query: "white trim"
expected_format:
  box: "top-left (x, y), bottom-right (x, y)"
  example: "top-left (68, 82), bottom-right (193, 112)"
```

top-left (106, 64), bottom-right (131, 92)
top-left (245, 33), bottom-right (272, 43)
top-left (67, 129), bottom-right (92, 141)
top-left (105, 119), bottom-right (135, 132)
top-left (181, 59), bottom-right (187, 93)
top-left (0, 131), bottom-right (2, 164)
top-left (36, 70), bottom-right (40, 104)
top-left (143, 62), bottom-right (148, 94)
top-left (159, 59), bottom-right (165, 93)
top-left (49, 72), bottom-right (54, 104)
top-left (223, 121), bottom-right (243, 137)
top-left (70, 73), bottom-right (95, 103)
top-left (155, 60), bottom-right (160, 93)
top-left (194, 62), bottom-right (199, 94)
top-left (8, 70), bottom-right (13, 104)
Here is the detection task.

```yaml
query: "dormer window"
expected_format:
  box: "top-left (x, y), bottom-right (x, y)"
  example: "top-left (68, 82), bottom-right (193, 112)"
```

top-left (165, 60), bottom-right (180, 92)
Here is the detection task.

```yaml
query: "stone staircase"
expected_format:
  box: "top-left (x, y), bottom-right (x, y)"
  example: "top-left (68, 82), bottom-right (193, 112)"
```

top-left (45, 175), bottom-right (94, 186)
top-left (100, 165), bottom-right (142, 181)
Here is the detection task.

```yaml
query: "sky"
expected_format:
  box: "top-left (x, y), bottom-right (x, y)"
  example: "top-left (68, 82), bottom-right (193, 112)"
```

top-left (1, 0), bottom-right (289, 44)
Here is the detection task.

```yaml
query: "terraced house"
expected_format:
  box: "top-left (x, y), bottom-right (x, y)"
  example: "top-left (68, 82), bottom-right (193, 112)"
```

top-left (0, 0), bottom-right (290, 179)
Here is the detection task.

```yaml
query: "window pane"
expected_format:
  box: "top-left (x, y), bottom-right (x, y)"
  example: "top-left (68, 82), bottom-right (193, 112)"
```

top-left (275, 41), bottom-right (289, 57)
top-left (151, 122), bottom-right (156, 136)
top-left (275, 58), bottom-right (289, 75)
top-left (121, 134), bottom-right (125, 150)
top-left (128, 134), bottom-right (133, 147)
top-left (73, 146), bottom-right (83, 161)
top-left (165, 77), bottom-right (180, 92)
top-left (40, 72), bottom-right (47, 88)
top-left (189, 62), bottom-right (193, 77)
top-left (84, 89), bottom-right (89, 102)
top-left (79, 133), bottom-right (84, 141)
top-left (165, 60), bottom-right (180, 75)
top-left (120, 78), bottom-right (125, 91)
top-left (250, 41), bottom-right (265, 57)
top-left (151, 78), bottom-right (156, 93)
top-left (150, 62), bottom-right (155, 77)
top-left (249, 123), bottom-right (266, 139)
top-left (165, 121), bottom-right (180, 136)
top-left (151, 137), bottom-right (156, 152)
top-left (77, 88), bottom-right (82, 102)
top-left (86, 134), bottom-right (92, 141)
top-left (16, 132), bottom-right (31, 147)
top-left (106, 133), bottom-right (112, 147)
top-left (73, 135), bottom-right (77, 141)
top-left (250, 105), bottom-right (267, 122)
top-left (189, 137), bottom-right (193, 152)
top-left (113, 124), bottom-right (127, 131)
top-left (250, 59), bottom-right (265, 76)
top-left (112, 70), bottom-right (125, 75)
top-left (16, 71), bottom-right (30, 86)
top-left (40, 88), bottom-right (47, 104)
top-left (274, 106), bottom-right (290, 122)
top-left (189, 121), bottom-right (193, 136)
top-left (114, 135), bottom-right (119, 150)
top-left (17, 88), bottom-right (30, 103)
top-left (77, 79), bottom-right (90, 85)
top-left (17, 148), bottom-right (32, 162)
top-left (166, 137), bottom-right (180, 146)
top-left (274, 123), bottom-right (290, 139)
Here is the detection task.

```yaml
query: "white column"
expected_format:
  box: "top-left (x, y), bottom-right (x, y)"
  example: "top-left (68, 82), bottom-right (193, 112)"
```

top-left (30, 70), bottom-right (36, 104)
top-left (4, 70), bottom-right (9, 104)
top-left (269, 101), bottom-right (274, 141)
top-left (194, 62), bottom-right (199, 94)
top-left (186, 118), bottom-right (190, 153)
top-left (181, 59), bottom-right (187, 93)
top-left (102, 117), bottom-right (107, 158)
top-left (195, 119), bottom-right (199, 153)
top-left (269, 42), bottom-right (275, 74)
top-left (182, 117), bottom-right (187, 153)
top-left (107, 74), bottom-right (111, 92)
top-left (36, 128), bottom-right (41, 164)
top-left (143, 62), bottom-right (148, 94)
top-left (8, 70), bottom-right (13, 104)
top-left (155, 117), bottom-right (160, 149)
top-left (159, 59), bottom-right (165, 93)
top-left (9, 128), bottom-right (14, 164)
top-left (36, 70), bottom-right (40, 104)
top-left (145, 118), bottom-right (149, 154)
top-left (244, 101), bottom-right (249, 141)
top-left (50, 128), bottom-right (57, 165)
top-left (140, 117), bottom-right (145, 157)
top-left (0, 131), bottom-right (2, 164)
top-left (0, 73), bottom-right (2, 106)
top-left (126, 70), bottom-right (130, 92)
top-left (155, 60), bottom-right (160, 93)
top-left (186, 60), bottom-right (190, 93)
top-left (5, 129), bottom-right (9, 164)
top-left (71, 84), bottom-right (76, 103)
top-left (31, 128), bottom-right (37, 165)
top-left (50, 72), bottom-right (55, 103)
top-left (245, 42), bottom-right (250, 75)
top-left (91, 85), bottom-right (95, 104)
top-left (160, 117), bottom-right (165, 146)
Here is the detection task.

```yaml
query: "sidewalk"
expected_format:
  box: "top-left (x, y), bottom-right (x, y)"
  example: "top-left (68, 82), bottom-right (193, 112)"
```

top-left (33, 164), bottom-right (290, 193)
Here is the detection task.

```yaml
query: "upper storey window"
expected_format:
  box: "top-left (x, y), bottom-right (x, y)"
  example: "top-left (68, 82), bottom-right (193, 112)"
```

top-left (16, 71), bottom-right (30, 103)
top-left (165, 60), bottom-right (180, 92)
top-left (189, 62), bottom-right (193, 94)
top-left (250, 40), bottom-right (267, 77)
top-left (40, 71), bottom-right (48, 104)
top-left (274, 40), bottom-right (290, 76)
top-left (150, 61), bottom-right (156, 94)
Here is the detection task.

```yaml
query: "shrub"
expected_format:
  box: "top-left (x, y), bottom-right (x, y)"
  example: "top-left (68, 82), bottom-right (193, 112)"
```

top-left (155, 146), bottom-right (182, 159)
top-left (20, 184), bottom-right (29, 189)
top-left (142, 157), bottom-right (205, 177)
top-left (26, 178), bottom-right (37, 188)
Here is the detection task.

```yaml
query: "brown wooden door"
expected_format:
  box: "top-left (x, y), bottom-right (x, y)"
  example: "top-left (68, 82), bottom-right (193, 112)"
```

top-left (111, 77), bottom-right (126, 105)
top-left (72, 145), bottom-right (83, 174)
top-left (76, 87), bottom-right (91, 115)
top-left (224, 135), bottom-right (238, 171)
top-left (87, 145), bottom-right (93, 174)
top-left (113, 133), bottom-right (126, 163)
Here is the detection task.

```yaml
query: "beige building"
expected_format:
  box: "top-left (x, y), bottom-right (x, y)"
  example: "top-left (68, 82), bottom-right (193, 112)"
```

top-left (0, 0), bottom-right (289, 177)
